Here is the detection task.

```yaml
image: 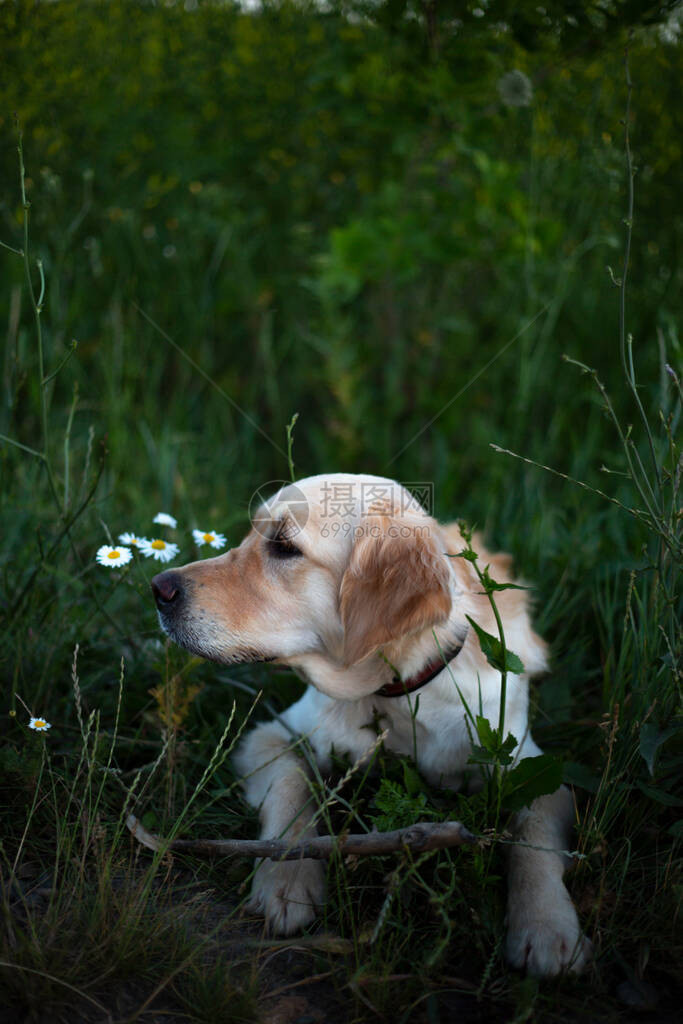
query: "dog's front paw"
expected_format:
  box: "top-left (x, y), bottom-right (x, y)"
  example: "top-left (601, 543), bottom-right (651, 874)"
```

top-left (248, 857), bottom-right (326, 935)
top-left (506, 888), bottom-right (592, 977)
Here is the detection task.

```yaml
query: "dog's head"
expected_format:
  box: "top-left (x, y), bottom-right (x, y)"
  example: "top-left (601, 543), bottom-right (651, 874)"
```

top-left (152, 474), bottom-right (460, 697)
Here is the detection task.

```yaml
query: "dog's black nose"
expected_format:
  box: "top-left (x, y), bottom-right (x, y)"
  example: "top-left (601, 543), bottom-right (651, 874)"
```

top-left (151, 571), bottom-right (183, 608)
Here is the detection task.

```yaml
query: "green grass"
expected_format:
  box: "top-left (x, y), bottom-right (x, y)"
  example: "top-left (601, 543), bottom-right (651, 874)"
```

top-left (0, 2), bottom-right (681, 1021)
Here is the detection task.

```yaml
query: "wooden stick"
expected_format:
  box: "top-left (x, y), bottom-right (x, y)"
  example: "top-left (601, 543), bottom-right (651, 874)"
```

top-left (126, 814), bottom-right (476, 861)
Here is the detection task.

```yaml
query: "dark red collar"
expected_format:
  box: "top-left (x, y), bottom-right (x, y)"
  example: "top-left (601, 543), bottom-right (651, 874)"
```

top-left (376, 638), bottom-right (466, 699)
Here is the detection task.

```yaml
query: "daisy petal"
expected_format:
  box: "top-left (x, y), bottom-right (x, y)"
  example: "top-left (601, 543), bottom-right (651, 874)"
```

top-left (153, 513), bottom-right (178, 529)
top-left (192, 529), bottom-right (227, 550)
top-left (119, 532), bottom-right (147, 548)
top-left (29, 717), bottom-right (52, 731)
top-left (96, 545), bottom-right (133, 568)
top-left (139, 538), bottom-right (180, 563)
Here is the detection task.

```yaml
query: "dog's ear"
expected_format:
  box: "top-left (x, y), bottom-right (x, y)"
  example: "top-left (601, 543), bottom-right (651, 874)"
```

top-left (339, 515), bottom-right (452, 666)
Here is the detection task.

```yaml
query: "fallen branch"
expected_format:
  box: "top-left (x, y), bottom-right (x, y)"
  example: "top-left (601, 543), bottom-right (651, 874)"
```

top-left (126, 814), bottom-right (476, 861)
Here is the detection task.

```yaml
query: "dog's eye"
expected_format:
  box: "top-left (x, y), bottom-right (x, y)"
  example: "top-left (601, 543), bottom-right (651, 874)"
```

top-left (267, 536), bottom-right (303, 559)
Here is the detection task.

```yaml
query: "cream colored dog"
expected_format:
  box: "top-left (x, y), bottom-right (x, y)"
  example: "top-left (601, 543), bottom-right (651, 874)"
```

top-left (151, 473), bottom-right (590, 977)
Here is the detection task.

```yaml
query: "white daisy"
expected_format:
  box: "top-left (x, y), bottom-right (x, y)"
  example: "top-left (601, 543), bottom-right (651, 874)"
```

top-left (192, 529), bottom-right (227, 550)
top-left (139, 538), bottom-right (179, 563)
top-left (153, 512), bottom-right (178, 529)
top-left (96, 545), bottom-right (133, 568)
top-left (118, 532), bottom-right (147, 548)
top-left (29, 717), bottom-right (51, 731)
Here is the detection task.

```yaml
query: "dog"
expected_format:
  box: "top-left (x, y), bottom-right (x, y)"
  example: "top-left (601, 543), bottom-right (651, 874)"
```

top-left (151, 473), bottom-right (591, 977)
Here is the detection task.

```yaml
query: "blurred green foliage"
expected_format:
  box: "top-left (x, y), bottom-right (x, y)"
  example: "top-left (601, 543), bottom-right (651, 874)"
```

top-left (1, 1), bottom-right (680, 504)
top-left (0, 0), bottom-right (680, 765)
top-left (0, 4), bottom-right (681, 1015)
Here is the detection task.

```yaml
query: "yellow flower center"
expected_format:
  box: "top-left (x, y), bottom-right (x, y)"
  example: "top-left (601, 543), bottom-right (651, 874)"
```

top-left (151, 539), bottom-right (166, 550)
top-left (34, 719), bottom-right (46, 729)
top-left (203, 533), bottom-right (214, 542)
top-left (107, 550), bottom-right (121, 559)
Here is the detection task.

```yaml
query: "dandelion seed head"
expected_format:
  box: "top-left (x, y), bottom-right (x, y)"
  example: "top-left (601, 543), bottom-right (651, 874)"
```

top-left (497, 70), bottom-right (533, 108)
top-left (659, 7), bottom-right (682, 44)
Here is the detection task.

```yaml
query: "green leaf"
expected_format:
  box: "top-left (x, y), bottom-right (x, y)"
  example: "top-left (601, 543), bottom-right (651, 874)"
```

top-left (668, 820), bottom-right (683, 838)
top-left (373, 778), bottom-right (402, 813)
top-left (479, 580), bottom-right (528, 593)
top-left (475, 715), bottom-right (496, 749)
top-left (402, 761), bottom-right (423, 797)
top-left (465, 615), bottom-right (525, 674)
top-left (480, 565), bottom-right (528, 592)
top-left (563, 761), bottom-right (600, 793)
top-left (454, 548), bottom-right (478, 563)
top-left (469, 720), bottom-right (517, 767)
top-left (373, 777), bottom-right (430, 830)
top-left (142, 810), bottom-right (160, 830)
top-left (500, 732), bottom-right (518, 759)
top-left (469, 744), bottom-right (502, 767)
top-left (636, 781), bottom-right (683, 807)
top-left (639, 722), bottom-right (681, 776)
top-left (501, 754), bottom-right (564, 813)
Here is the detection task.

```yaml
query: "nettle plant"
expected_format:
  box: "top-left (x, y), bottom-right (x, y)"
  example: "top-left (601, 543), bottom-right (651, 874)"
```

top-left (371, 524), bottom-right (565, 838)
top-left (453, 525), bottom-right (564, 817)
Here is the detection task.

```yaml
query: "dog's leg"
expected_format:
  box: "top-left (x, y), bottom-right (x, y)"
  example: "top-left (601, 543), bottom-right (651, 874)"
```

top-left (505, 783), bottom-right (592, 976)
top-left (233, 719), bottom-right (325, 935)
